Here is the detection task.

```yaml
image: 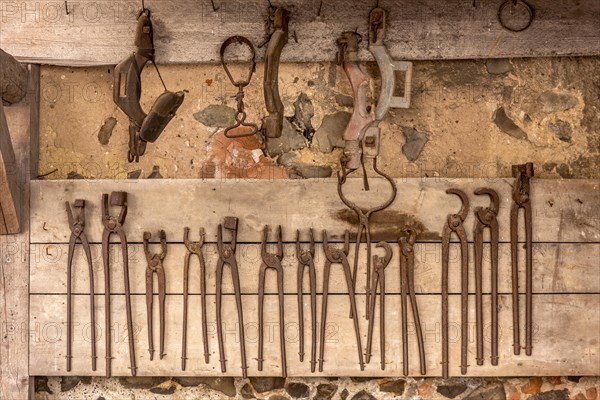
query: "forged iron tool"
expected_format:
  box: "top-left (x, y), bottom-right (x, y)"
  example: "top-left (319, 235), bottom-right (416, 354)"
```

top-left (101, 191), bottom-right (136, 377)
top-left (65, 199), bottom-right (96, 372)
top-left (258, 225), bottom-right (287, 377)
top-left (399, 229), bottom-right (426, 376)
top-left (181, 227), bottom-right (209, 371)
top-left (221, 36), bottom-right (259, 138)
top-left (296, 229), bottom-right (317, 372)
top-left (473, 188), bottom-right (500, 366)
top-left (215, 217), bottom-right (248, 377)
top-left (319, 230), bottom-right (365, 372)
top-left (143, 230), bottom-right (167, 361)
top-left (113, 6), bottom-right (184, 162)
top-left (441, 189), bottom-right (469, 378)
top-left (365, 242), bottom-right (392, 370)
top-left (263, 7), bottom-right (289, 139)
top-left (510, 162), bottom-right (534, 356)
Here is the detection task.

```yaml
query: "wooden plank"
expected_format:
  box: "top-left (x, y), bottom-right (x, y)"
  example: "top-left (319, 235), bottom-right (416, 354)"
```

top-left (1, 0), bottom-right (599, 66)
top-left (0, 48), bottom-right (28, 104)
top-left (30, 178), bottom-right (600, 244)
top-left (28, 65), bottom-right (40, 180)
top-left (0, 77), bottom-right (31, 399)
top-left (0, 102), bottom-right (21, 233)
top-left (29, 293), bottom-right (600, 376)
top-left (29, 243), bottom-right (600, 295)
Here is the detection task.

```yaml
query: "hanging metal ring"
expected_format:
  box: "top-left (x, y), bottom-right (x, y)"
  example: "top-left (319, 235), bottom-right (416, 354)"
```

top-left (220, 35), bottom-right (256, 87)
top-left (498, 0), bottom-right (534, 32)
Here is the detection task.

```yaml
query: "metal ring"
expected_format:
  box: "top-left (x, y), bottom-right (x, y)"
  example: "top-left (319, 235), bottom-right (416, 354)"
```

top-left (220, 35), bottom-right (256, 87)
top-left (498, 0), bottom-right (534, 32)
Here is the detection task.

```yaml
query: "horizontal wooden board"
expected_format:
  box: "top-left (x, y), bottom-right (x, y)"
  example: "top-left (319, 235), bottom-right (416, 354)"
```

top-left (30, 243), bottom-right (600, 295)
top-left (29, 293), bottom-right (600, 376)
top-left (2, 0), bottom-right (600, 66)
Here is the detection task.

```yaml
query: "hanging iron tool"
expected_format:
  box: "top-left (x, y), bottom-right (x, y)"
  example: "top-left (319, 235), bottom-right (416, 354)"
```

top-left (365, 242), bottom-right (392, 370)
top-left (399, 229), bottom-right (426, 376)
top-left (113, 5), bottom-right (185, 162)
top-left (441, 189), bottom-right (469, 378)
top-left (215, 217), bottom-right (248, 377)
top-left (181, 227), bottom-right (209, 371)
top-left (258, 225), bottom-right (287, 378)
top-left (143, 230), bottom-right (167, 361)
top-left (473, 188), bottom-right (500, 366)
top-left (296, 229), bottom-right (317, 373)
top-left (101, 191), bottom-right (136, 377)
top-left (220, 36), bottom-right (259, 139)
top-left (319, 230), bottom-right (365, 372)
top-left (65, 199), bottom-right (96, 372)
top-left (263, 7), bottom-right (289, 139)
top-left (510, 162), bottom-right (534, 356)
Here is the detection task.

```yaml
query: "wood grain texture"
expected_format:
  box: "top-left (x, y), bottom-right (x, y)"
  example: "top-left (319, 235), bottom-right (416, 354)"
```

top-left (1, 0), bottom-right (599, 66)
top-left (0, 49), bottom-right (28, 104)
top-left (0, 102), bottom-right (21, 234)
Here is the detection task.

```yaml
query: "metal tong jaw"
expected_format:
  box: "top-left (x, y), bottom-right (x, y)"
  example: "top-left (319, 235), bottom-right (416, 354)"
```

top-left (258, 225), bottom-right (287, 377)
top-left (114, 7), bottom-right (185, 162)
top-left (441, 189), bottom-right (469, 378)
top-left (181, 227), bottom-right (209, 370)
top-left (101, 191), bottom-right (136, 377)
top-left (220, 36), bottom-right (259, 138)
top-left (319, 230), bottom-right (365, 372)
top-left (365, 242), bottom-right (392, 370)
top-left (215, 217), bottom-right (248, 378)
top-left (510, 162), bottom-right (534, 356)
top-left (296, 229), bottom-right (317, 372)
top-left (65, 199), bottom-right (96, 372)
top-left (143, 230), bottom-right (167, 361)
top-left (399, 228), bottom-right (426, 376)
top-left (263, 7), bottom-right (289, 139)
top-left (473, 188), bottom-right (500, 366)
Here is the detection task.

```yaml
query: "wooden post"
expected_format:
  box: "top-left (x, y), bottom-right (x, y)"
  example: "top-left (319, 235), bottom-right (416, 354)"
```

top-left (0, 48), bottom-right (28, 105)
top-left (0, 101), bottom-right (20, 234)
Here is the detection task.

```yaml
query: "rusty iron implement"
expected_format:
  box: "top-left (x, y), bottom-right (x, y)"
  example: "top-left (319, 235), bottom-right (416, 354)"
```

top-left (441, 189), bottom-right (469, 378)
top-left (365, 242), bottom-right (392, 370)
top-left (263, 7), bottom-right (289, 139)
top-left (143, 230), bottom-right (167, 361)
top-left (319, 230), bottom-right (365, 372)
top-left (473, 188), bottom-right (500, 366)
top-left (296, 229), bottom-right (317, 372)
top-left (399, 229), bottom-right (426, 376)
top-left (65, 199), bottom-right (96, 372)
top-left (220, 36), bottom-right (259, 138)
top-left (258, 225), bottom-right (287, 377)
top-left (181, 227), bottom-right (209, 371)
top-left (101, 191), bottom-right (136, 377)
top-left (215, 216), bottom-right (248, 377)
top-left (510, 162), bottom-right (534, 356)
top-left (113, 6), bottom-right (184, 162)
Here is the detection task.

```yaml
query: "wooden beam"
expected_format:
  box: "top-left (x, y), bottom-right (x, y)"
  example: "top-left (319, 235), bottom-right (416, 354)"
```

top-left (1, 0), bottom-right (599, 66)
top-left (0, 49), bottom-right (28, 104)
top-left (0, 102), bottom-right (20, 234)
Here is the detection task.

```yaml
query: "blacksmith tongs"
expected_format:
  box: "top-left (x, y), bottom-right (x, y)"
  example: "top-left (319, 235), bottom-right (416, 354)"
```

top-left (143, 230), bottom-right (167, 361)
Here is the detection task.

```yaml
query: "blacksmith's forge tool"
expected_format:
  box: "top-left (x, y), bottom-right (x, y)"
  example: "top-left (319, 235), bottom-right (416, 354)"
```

top-left (65, 199), bottom-right (96, 372)
top-left (441, 189), bottom-right (469, 378)
top-left (399, 229), bottom-right (426, 376)
top-left (220, 36), bottom-right (259, 138)
top-left (263, 7), bottom-right (289, 139)
top-left (258, 225), bottom-right (287, 377)
top-left (510, 162), bottom-right (534, 356)
top-left (473, 188), bottom-right (500, 366)
top-left (101, 191), bottom-right (136, 377)
top-left (319, 230), bottom-right (365, 372)
top-left (365, 242), bottom-right (392, 370)
top-left (114, 5), bottom-right (184, 162)
top-left (296, 229), bottom-right (317, 372)
top-left (182, 227), bottom-right (209, 371)
top-left (143, 230), bottom-right (167, 361)
top-left (215, 217), bottom-right (248, 377)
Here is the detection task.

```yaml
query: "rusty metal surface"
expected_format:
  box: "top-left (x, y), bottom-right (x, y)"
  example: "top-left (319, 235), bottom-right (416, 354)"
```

top-left (143, 230), bottom-right (168, 362)
top-left (296, 229), bottom-right (317, 373)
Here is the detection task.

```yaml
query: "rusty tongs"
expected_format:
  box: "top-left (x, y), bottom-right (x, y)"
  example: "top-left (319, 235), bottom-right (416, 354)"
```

top-left (296, 229), bottom-right (317, 373)
top-left (65, 199), bottom-right (96, 372)
top-left (441, 189), bottom-right (469, 378)
top-left (365, 242), bottom-right (392, 370)
top-left (143, 230), bottom-right (167, 361)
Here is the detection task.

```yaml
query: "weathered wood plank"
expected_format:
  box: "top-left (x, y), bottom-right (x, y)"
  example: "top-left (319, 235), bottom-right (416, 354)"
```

top-left (29, 293), bottom-right (600, 376)
top-left (29, 243), bottom-right (600, 295)
top-left (30, 179), bottom-right (600, 244)
top-left (2, 0), bottom-right (599, 66)
top-left (0, 102), bottom-right (21, 233)
top-left (0, 48), bottom-right (28, 104)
